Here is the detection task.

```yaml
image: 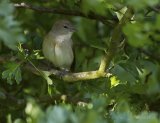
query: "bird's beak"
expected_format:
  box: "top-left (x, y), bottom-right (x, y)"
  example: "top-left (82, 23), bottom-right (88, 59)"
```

top-left (70, 26), bottom-right (76, 32)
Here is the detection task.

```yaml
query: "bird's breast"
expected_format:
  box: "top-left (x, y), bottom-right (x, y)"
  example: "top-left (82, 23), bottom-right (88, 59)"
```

top-left (55, 41), bottom-right (73, 69)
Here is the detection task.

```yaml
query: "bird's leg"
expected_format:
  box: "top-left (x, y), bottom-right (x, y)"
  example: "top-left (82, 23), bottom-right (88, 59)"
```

top-left (57, 68), bottom-right (70, 78)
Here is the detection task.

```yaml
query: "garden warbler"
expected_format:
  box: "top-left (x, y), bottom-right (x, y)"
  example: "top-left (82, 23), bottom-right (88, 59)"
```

top-left (42, 20), bottom-right (75, 71)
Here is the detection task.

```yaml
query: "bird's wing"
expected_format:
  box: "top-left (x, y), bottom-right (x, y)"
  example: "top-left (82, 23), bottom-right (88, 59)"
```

top-left (42, 33), bottom-right (56, 64)
top-left (44, 33), bottom-right (56, 47)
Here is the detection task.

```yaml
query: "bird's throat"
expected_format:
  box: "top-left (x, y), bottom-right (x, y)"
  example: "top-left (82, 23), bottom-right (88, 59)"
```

top-left (55, 33), bottom-right (72, 43)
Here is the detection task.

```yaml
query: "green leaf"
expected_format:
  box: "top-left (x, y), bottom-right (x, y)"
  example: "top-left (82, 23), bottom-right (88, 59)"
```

top-left (76, 19), bottom-right (106, 50)
top-left (115, 6), bottom-right (128, 21)
top-left (45, 105), bottom-right (81, 123)
top-left (82, 0), bottom-right (107, 15)
top-left (43, 71), bottom-right (53, 85)
top-left (25, 98), bottom-right (45, 123)
top-left (15, 67), bottom-right (22, 84)
top-left (136, 112), bottom-right (159, 123)
top-left (123, 22), bottom-right (152, 47)
top-left (119, 62), bottom-right (139, 79)
top-left (2, 62), bottom-right (22, 84)
top-left (111, 64), bottom-right (137, 84)
top-left (0, 0), bottom-right (14, 16)
top-left (126, 0), bottom-right (159, 10)
top-left (0, 0), bottom-right (25, 50)
top-left (2, 69), bottom-right (10, 79)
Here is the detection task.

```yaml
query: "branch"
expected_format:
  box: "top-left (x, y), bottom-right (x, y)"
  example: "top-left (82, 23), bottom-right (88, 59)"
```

top-left (24, 63), bottom-right (112, 82)
top-left (0, 55), bottom-right (111, 82)
top-left (139, 48), bottom-right (160, 61)
top-left (98, 7), bottom-right (133, 73)
top-left (149, 5), bottom-right (160, 13)
top-left (13, 2), bottom-right (117, 25)
top-left (145, 5), bottom-right (160, 15)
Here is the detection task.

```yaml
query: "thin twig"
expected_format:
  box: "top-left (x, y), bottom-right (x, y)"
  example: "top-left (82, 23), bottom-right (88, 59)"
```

top-left (139, 48), bottom-right (160, 61)
top-left (14, 2), bottom-right (117, 25)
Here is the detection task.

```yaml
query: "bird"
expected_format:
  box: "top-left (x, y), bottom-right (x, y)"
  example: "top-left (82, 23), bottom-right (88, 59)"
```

top-left (42, 20), bottom-right (75, 71)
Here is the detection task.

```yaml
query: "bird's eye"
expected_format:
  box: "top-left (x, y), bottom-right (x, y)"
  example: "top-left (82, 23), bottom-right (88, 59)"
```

top-left (63, 25), bottom-right (68, 28)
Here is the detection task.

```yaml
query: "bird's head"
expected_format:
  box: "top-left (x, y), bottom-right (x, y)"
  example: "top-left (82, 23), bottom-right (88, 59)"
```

top-left (51, 20), bottom-right (75, 35)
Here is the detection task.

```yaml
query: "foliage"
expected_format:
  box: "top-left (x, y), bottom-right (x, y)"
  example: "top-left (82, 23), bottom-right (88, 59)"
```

top-left (0, 0), bottom-right (25, 50)
top-left (0, 0), bottom-right (160, 123)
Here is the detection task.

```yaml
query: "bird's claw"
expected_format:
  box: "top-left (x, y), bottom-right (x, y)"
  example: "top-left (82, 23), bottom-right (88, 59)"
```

top-left (57, 69), bottom-right (70, 79)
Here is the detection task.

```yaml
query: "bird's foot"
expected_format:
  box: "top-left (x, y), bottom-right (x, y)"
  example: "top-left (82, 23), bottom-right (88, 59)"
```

top-left (57, 69), bottom-right (70, 78)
